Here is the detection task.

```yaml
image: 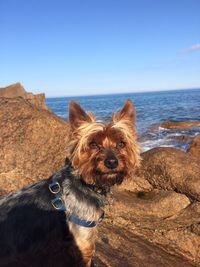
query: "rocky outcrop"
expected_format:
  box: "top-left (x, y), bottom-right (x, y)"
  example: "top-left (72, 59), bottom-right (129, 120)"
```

top-left (137, 147), bottom-right (200, 201)
top-left (0, 82), bottom-right (26, 97)
top-left (1, 95), bottom-right (200, 266)
top-left (25, 92), bottom-right (50, 111)
top-left (187, 134), bottom-right (200, 157)
top-left (94, 188), bottom-right (200, 266)
top-left (0, 97), bottom-right (69, 193)
top-left (0, 83), bottom-right (50, 111)
top-left (160, 121), bottom-right (200, 129)
top-left (113, 189), bottom-right (190, 218)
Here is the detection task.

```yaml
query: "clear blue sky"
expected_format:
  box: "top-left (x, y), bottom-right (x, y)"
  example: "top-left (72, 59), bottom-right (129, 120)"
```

top-left (1, 0), bottom-right (200, 96)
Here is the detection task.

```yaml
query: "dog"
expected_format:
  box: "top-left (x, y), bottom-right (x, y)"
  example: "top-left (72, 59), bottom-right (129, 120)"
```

top-left (0, 100), bottom-right (140, 267)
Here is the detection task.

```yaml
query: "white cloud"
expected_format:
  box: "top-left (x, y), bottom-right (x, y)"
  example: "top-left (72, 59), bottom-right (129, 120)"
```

top-left (183, 43), bottom-right (200, 53)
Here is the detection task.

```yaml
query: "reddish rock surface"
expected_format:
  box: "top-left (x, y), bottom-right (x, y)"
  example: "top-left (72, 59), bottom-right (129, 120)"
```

top-left (160, 121), bottom-right (200, 129)
top-left (117, 176), bottom-right (153, 193)
top-left (1, 95), bottom-right (200, 266)
top-left (187, 134), bottom-right (200, 157)
top-left (94, 188), bottom-right (200, 266)
top-left (95, 223), bottom-right (196, 267)
top-left (0, 82), bottom-right (50, 111)
top-left (137, 147), bottom-right (200, 201)
top-left (0, 97), bottom-right (69, 192)
top-left (113, 189), bottom-right (190, 219)
top-left (0, 82), bottom-right (26, 97)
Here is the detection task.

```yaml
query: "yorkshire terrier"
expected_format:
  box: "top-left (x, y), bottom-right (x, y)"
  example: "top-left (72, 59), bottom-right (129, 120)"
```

top-left (0, 100), bottom-right (140, 267)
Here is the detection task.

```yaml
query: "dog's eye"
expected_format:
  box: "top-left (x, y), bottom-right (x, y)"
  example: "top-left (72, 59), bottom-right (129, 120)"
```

top-left (89, 141), bottom-right (99, 149)
top-left (117, 141), bottom-right (125, 149)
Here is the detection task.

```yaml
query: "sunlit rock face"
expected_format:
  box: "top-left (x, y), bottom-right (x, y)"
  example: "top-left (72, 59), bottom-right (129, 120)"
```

top-left (0, 82), bottom-right (50, 111)
top-left (0, 97), bottom-right (69, 194)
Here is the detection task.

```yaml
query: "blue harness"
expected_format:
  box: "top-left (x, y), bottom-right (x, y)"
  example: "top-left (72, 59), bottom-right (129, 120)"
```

top-left (49, 181), bottom-right (104, 228)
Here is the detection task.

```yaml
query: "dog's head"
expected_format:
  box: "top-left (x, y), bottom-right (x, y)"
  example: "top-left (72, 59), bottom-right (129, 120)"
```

top-left (67, 100), bottom-right (140, 189)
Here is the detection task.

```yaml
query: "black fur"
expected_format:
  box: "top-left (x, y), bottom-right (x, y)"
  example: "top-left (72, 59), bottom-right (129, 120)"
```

top-left (0, 164), bottom-right (104, 267)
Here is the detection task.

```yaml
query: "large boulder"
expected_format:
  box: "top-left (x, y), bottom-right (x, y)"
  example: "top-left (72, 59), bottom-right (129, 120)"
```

top-left (112, 189), bottom-right (190, 219)
top-left (137, 147), bottom-right (200, 201)
top-left (0, 97), bottom-right (69, 193)
top-left (94, 188), bottom-right (200, 266)
top-left (0, 82), bottom-right (50, 111)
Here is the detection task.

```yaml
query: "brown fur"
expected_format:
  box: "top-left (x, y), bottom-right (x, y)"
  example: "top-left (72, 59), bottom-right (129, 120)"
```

top-left (67, 99), bottom-right (140, 186)
top-left (68, 223), bottom-right (97, 266)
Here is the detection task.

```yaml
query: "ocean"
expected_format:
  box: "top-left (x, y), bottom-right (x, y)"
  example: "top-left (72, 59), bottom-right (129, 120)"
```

top-left (46, 89), bottom-right (200, 152)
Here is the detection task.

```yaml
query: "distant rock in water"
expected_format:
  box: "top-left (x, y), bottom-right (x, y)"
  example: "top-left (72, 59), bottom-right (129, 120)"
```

top-left (0, 82), bottom-right (50, 111)
top-left (160, 121), bottom-right (200, 129)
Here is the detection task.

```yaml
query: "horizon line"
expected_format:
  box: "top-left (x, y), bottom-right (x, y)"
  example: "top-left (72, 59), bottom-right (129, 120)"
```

top-left (46, 87), bottom-right (200, 98)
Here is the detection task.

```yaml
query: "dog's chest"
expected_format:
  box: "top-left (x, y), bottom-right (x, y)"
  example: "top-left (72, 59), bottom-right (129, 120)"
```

top-left (69, 222), bottom-right (97, 244)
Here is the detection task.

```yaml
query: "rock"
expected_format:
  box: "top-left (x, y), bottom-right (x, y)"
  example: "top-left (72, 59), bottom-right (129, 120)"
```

top-left (25, 92), bottom-right (50, 111)
top-left (0, 82), bottom-right (26, 97)
top-left (137, 147), bottom-right (200, 201)
top-left (95, 224), bottom-right (196, 267)
top-left (0, 97), bottom-right (69, 193)
top-left (160, 121), bottom-right (200, 129)
top-left (94, 189), bottom-right (199, 267)
top-left (187, 134), bottom-right (200, 157)
top-left (113, 189), bottom-right (190, 219)
top-left (173, 135), bottom-right (194, 143)
top-left (116, 176), bottom-right (153, 192)
top-left (0, 82), bottom-right (50, 111)
top-left (1, 94), bottom-right (200, 266)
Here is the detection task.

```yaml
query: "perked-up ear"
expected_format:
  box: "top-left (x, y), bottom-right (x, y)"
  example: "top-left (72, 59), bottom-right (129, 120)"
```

top-left (112, 99), bottom-right (136, 125)
top-left (69, 100), bottom-right (93, 129)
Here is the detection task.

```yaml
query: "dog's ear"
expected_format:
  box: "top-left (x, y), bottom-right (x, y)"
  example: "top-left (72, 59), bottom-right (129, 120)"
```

top-left (112, 99), bottom-right (136, 125)
top-left (69, 101), bottom-right (93, 129)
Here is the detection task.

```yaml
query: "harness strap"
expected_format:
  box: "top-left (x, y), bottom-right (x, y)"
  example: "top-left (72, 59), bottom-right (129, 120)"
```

top-left (49, 180), bottom-right (104, 228)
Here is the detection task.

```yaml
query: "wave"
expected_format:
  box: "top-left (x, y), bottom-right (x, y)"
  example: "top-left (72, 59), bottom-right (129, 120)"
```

top-left (140, 126), bottom-right (200, 152)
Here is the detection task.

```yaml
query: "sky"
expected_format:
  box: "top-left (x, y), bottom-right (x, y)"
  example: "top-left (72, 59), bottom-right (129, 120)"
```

top-left (0, 0), bottom-right (200, 97)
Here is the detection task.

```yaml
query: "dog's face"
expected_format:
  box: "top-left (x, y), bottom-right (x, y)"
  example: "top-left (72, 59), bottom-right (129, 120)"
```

top-left (67, 100), bottom-right (140, 188)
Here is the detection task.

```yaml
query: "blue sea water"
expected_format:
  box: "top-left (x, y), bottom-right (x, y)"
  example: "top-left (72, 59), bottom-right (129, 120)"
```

top-left (46, 89), bottom-right (200, 152)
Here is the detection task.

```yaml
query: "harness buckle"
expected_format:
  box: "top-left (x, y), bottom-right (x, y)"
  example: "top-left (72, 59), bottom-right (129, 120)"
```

top-left (49, 181), bottom-right (61, 194)
top-left (51, 197), bottom-right (66, 211)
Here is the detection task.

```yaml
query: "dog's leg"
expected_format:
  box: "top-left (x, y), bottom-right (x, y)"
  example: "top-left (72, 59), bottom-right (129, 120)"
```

top-left (79, 241), bottom-right (94, 267)
top-left (69, 223), bottom-right (95, 267)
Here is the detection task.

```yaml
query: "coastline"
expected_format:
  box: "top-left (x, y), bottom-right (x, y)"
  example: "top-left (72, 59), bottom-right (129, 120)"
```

top-left (1, 83), bottom-right (200, 266)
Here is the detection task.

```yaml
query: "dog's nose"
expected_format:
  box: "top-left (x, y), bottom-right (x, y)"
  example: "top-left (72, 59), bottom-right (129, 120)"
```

top-left (104, 157), bottom-right (118, 169)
